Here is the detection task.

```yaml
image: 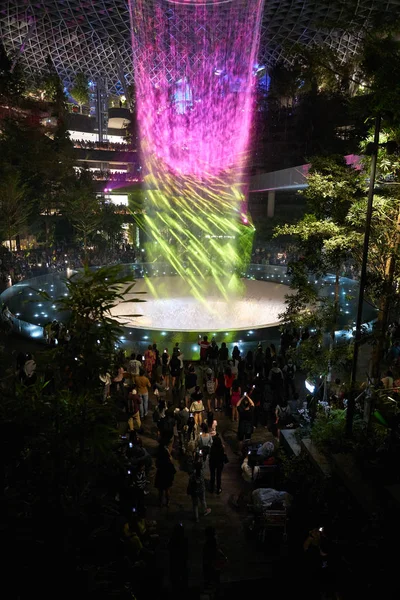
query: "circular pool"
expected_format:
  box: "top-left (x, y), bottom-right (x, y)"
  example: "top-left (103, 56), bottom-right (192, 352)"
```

top-left (110, 276), bottom-right (287, 331)
top-left (0, 263), bottom-right (377, 359)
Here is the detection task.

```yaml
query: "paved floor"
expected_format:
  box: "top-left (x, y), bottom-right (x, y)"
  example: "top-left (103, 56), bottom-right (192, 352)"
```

top-left (138, 385), bottom-right (287, 592)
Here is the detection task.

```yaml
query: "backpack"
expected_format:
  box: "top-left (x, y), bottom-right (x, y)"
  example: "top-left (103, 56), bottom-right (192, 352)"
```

top-left (162, 352), bottom-right (169, 366)
top-left (198, 435), bottom-right (212, 458)
top-left (170, 355), bottom-right (180, 373)
top-left (219, 347), bottom-right (228, 361)
top-left (277, 405), bottom-right (290, 426)
top-left (206, 377), bottom-right (215, 395)
top-left (153, 406), bottom-right (160, 423)
top-left (246, 359), bottom-right (254, 371)
top-left (209, 344), bottom-right (219, 359)
top-left (159, 416), bottom-right (174, 440)
top-left (270, 369), bottom-right (282, 386)
top-left (175, 408), bottom-right (187, 430)
top-left (286, 364), bottom-right (295, 380)
top-left (278, 405), bottom-right (289, 419)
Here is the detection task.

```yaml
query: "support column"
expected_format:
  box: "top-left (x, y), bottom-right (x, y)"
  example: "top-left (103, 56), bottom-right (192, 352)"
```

top-left (267, 190), bottom-right (275, 217)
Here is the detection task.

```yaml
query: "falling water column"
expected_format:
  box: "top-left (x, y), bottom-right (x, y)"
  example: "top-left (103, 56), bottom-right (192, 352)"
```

top-left (130, 0), bottom-right (264, 299)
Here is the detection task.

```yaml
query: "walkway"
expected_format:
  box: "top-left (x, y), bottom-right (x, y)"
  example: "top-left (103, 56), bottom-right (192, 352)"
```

top-left (139, 388), bottom-right (284, 591)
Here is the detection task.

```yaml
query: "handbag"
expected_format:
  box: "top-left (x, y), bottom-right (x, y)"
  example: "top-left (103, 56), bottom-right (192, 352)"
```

top-left (187, 477), bottom-right (195, 495)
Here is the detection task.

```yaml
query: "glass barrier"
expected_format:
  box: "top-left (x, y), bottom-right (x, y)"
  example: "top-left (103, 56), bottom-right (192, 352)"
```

top-left (0, 263), bottom-right (376, 360)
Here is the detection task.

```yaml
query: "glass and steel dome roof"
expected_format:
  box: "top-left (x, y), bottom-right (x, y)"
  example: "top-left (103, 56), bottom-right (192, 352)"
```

top-left (0, 0), bottom-right (398, 95)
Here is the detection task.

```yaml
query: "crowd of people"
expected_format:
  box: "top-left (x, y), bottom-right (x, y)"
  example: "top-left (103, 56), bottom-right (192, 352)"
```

top-left (2, 237), bottom-right (395, 595)
top-left (9, 315), bottom-right (397, 596)
top-left (251, 245), bottom-right (294, 266)
top-left (72, 139), bottom-right (134, 152)
top-left (251, 244), bottom-right (359, 279)
top-left (105, 336), bottom-right (301, 501)
top-left (104, 337), bottom-right (301, 590)
top-left (0, 246), bottom-right (138, 289)
top-left (9, 339), bottom-right (234, 593)
top-left (91, 169), bottom-right (142, 182)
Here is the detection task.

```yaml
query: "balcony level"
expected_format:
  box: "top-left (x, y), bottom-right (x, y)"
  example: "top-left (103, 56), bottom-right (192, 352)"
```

top-left (108, 107), bottom-right (131, 129)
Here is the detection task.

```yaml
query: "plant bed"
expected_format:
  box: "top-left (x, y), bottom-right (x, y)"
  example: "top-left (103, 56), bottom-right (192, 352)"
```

top-left (331, 453), bottom-right (379, 516)
top-left (280, 429), bottom-right (302, 457)
top-left (301, 437), bottom-right (332, 478)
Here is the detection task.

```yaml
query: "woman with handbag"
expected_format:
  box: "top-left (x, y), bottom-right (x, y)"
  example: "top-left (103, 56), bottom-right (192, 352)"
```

top-left (197, 422), bottom-right (213, 462)
top-left (187, 456), bottom-right (212, 522)
top-left (208, 434), bottom-right (227, 495)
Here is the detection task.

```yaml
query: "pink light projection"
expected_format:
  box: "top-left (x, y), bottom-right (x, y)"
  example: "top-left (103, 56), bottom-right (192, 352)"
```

top-left (129, 0), bottom-right (264, 298)
top-left (131, 0), bottom-right (264, 178)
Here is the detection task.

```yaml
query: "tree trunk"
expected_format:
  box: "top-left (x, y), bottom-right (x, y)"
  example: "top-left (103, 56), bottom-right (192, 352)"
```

top-left (45, 218), bottom-right (49, 249)
top-left (326, 270), bottom-right (340, 399)
top-left (16, 234), bottom-right (21, 252)
top-left (9, 237), bottom-right (13, 252)
top-left (370, 207), bottom-right (400, 381)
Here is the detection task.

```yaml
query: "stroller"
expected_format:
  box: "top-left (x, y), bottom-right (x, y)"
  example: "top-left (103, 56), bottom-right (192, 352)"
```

top-left (248, 488), bottom-right (291, 543)
top-left (242, 441), bottom-right (278, 487)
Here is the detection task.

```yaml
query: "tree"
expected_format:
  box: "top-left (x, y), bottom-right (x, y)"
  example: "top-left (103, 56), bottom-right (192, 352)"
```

top-left (0, 265), bottom-right (144, 596)
top-left (275, 134), bottom-right (400, 386)
top-left (54, 264), bottom-right (143, 382)
top-left (70, 72), bottom-right (89, 113)
top-left (274, 156), bottom-right (365, 382)
top-left (64, 170), bottom-right (101, 258)
top-left (360, 28), bottom-right (400, 122)
top-left (0, 171), bottom-right (32, 250)
top-left (0, 102), bottom-right (75, 247)
top-left (271, 21), bottom-right (400, 409)
top-left (0, 42), bottom-right (25, 101)
top-left (348, 128), bottom-right (400, 379)
top-left (254, 41), bottom-right (363, 172)
top-left (98, 200), bottom-right (125, 251)
top-left (128, 188), bottom-right (148, 248)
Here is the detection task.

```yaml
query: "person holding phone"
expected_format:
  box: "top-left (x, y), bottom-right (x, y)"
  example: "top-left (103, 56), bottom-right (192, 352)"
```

top-left (236, 390), bottom-right (254, 448)
top-left (161, 348), bottom-right (170, 389)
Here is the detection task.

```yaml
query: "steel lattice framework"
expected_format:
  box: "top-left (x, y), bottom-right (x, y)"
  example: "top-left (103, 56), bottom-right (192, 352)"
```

top-left (0, 0), bottom-right (399, 95)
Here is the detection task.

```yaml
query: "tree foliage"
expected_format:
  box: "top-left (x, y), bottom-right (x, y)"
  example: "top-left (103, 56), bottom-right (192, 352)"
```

top-left (0, 171), bottom-right (32, 249)
top-left (64, 170), bottom-right (101, 255)
top-left (0, 265), bottom-right (143, 595)
top-left (52, 264), bottom-right (143, 384)
top-left (98, 201), bottom-right (125, 249)
top-left (70, 72), bottom-right (89, 109)
top-left (275, 130), bottom-right (400, 381)
top-left (0, 42), bottom-right (25, 101)
top-left (360, 30), bottom-right (400, 122)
